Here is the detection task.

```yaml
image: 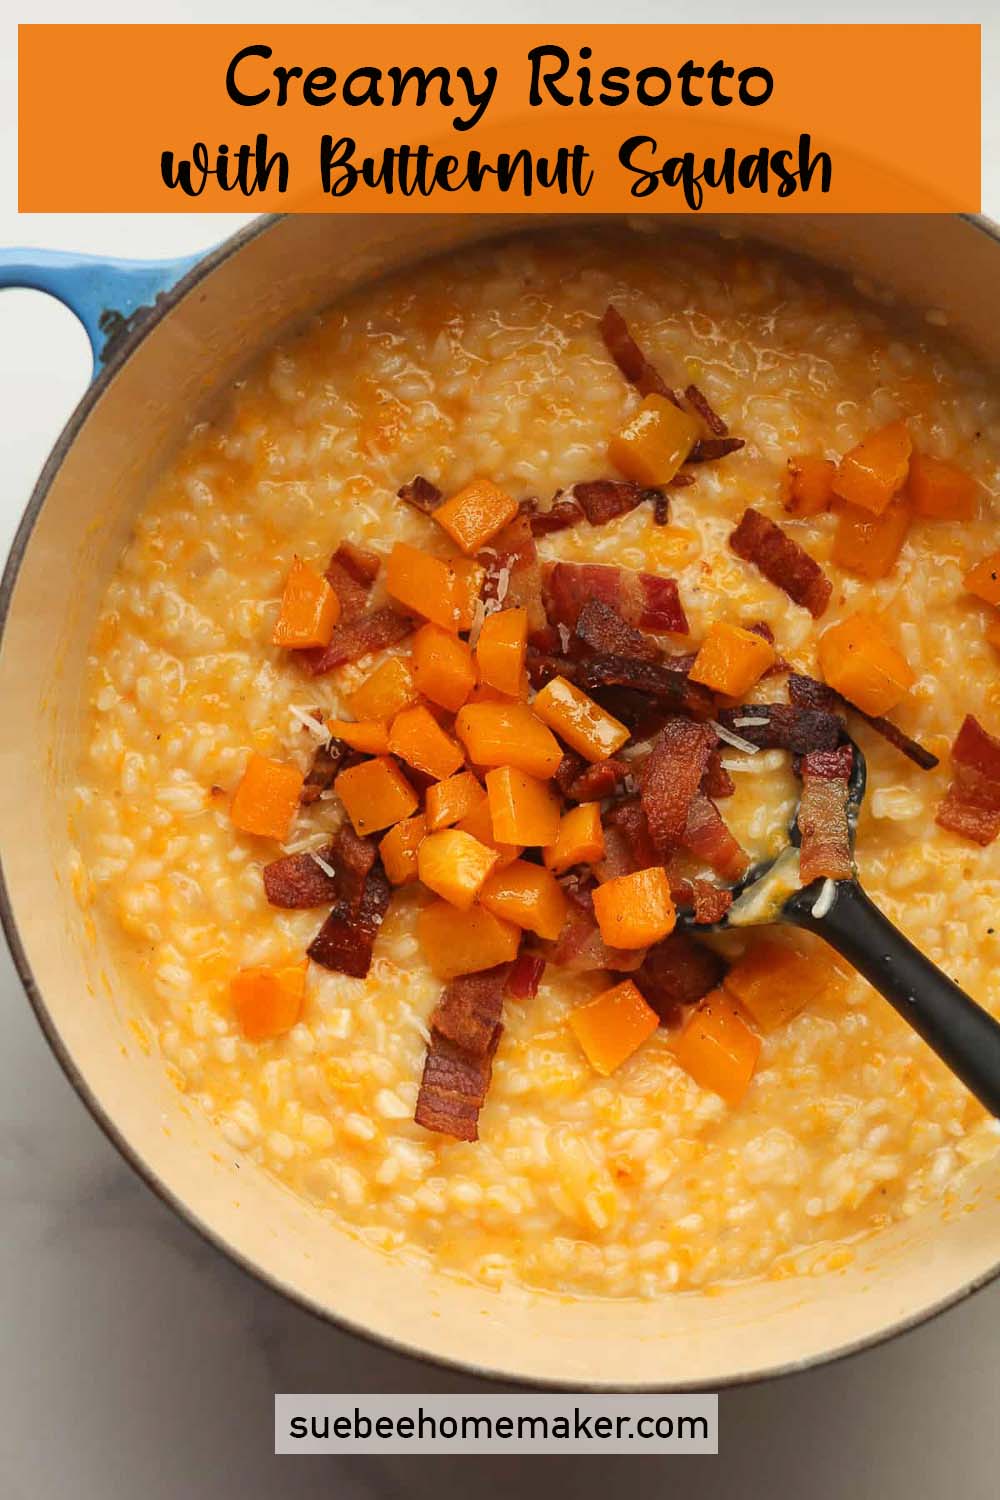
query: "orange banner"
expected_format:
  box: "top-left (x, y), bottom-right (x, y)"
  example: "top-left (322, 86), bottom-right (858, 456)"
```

top-left (19, 23), bottom-right (980, 213)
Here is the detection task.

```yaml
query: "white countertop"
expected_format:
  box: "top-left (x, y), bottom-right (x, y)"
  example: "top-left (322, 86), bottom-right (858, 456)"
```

top-left (3, 1), bottom-right (1000, 1494)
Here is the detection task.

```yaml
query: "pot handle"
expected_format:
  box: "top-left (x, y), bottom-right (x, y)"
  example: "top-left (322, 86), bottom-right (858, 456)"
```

top-left (0, 247), bottom-right (201, 376)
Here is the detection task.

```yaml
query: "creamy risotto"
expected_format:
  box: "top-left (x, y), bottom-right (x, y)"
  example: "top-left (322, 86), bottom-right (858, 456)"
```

top-left (70, 228), bottom-right (1000, 1299)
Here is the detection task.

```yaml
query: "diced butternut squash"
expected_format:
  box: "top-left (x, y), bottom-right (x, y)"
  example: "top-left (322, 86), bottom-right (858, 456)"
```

top-left (385, 543), bottom-right (483, 634)
top-left (688, 621), bottom-right (777, 698)
top-left (485, 765), bottom-right (561, 847)
top-left (723, 939), bottom-right (827, 1033)
top-left (379, 813), bottom-right (426, 886)
top-left (479, 859), bottom-right (569, 940)
top-left (417, 829), bottom-right (499, 910)
top-left (608, 394), bottom-right (701, 487)
top-left (232, 962), bottom-right (306, 1042)
top-left (783, 455), bottom-right (835, 517)
top-left (669, 989), bottom-right (761, 1106)
top-left (830, 498), bottom-right (911, 580)
top-left (411, 622), bottom-right (476, 712)
top-left (230, 753), bottom-right (304, 841)
top-left (418, 900), bottom-right (521, 979)
top-left (592, 867), bottom-right (676, 949)
top-left (272, 557), bottom-right (341, 650)
top-left (425, 771), bottom-right (486, 831)
top-left (433, 477), bottom-right (520, 555)
top-left (544, 802), bottom-right (605, 874)
top-left (325, 718), bottom-right (390, 755)
top-left (568, 979), bottom-right (659, 1076)
top-left (455, 702), bottom-right (563, 779)
top-left (347, 657), bottom-right (416, 721)
top-left (389, 705), bottom-right (464, 782)
top-left (334, 756), bottom-right (419, 836)
top-left (832, 421), bottom-right (912, 516)
top-left (456, 795), bottom-right (523, 870)
top-left (817, 611), bottom-right (915, 717)
top-left (907, 452), bottom-right (978, 520)
top-left (532, 675), bottom-right (631, 763)
top-left (476, 606), bottom-right (528, 697)
top-left (965, 550), bottom-right (1000, 607)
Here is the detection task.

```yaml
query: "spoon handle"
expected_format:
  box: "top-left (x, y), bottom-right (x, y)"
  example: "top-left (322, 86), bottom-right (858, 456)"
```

top-left (787, 880), bottom-right (1000, 1118)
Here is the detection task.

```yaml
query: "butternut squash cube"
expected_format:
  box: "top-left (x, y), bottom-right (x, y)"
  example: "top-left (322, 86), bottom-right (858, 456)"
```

top-left (532, 675), bottom-right (631, 763)
top-left (273, 556), bottom-right (341, 650)
top-left (544, 802), bottom-right (605, 875)
top-left (568, 979), bottom-right (659, 1076)
top-left (389, 704), bottom-right (464, 782)
top-left (965, 550), bottom-right (1000, 608)
top-left (347, 656), bottom-right (416, 721)
top-left (479, 859), bottom-right (569, 941)
top-left (832, 420), bottom-right (912, 516)
top-left (669, 989), bottom-right (761, 1106)
top-left (907, 452), bottom-right (978, 521)
top-left (433, 477), bottom-right (520, 555)
top-left (425, 771), bottom-right (486, 832)
top-left (230, 753), bottom-right (304, 841)
top-left (783, 455), bottom-right (835, 517)
top-left (831, 498), bottom-right (911, 580)
top-left (232, 962), bottom-right (307, 1042)
top-left (485, 765), bottom-right (561, 847)
top-left (456, 795), bottom-right (523, 870)
top-left (592, 867), bottom-right (676, 949)
top-left (379, 814), bottom-right (427, 886)
top-left (456, 702), bottom-right (563, 779)
top-left (688, 621), bottom-right (777, 698)
top-left (411, 622), bottom-right (476, 712)
top-left (418, 900), bottom-right (521, 980)
top-left (723, 939), bottom-right (826, 1033)
top-left (817, 612), bottom-right (915, 717)
top-left (608, 394), bottom-right (701, 487)
top-left (418, 829), bottom-right (499, 910)
top-left (476, 606), bottom-right (528, 697)
top-left (325, 718), bottom-right (390, 755)
top-left (334, 756), bottom-right (418, 837)
top-left (385, 542), bottom-right (483, 635)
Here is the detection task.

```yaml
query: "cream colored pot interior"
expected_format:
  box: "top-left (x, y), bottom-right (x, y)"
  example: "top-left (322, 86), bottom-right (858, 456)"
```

top-left (3, 213), bottom-right (1000, 1388)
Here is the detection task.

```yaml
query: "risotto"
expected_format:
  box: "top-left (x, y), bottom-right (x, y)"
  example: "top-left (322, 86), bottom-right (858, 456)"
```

top-left (70, 227), bottom-right (1000, 1299)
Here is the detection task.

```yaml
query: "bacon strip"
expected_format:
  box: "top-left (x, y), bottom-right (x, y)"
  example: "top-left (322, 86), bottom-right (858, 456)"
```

top-left (641, 720), bottom-right (717, 855)
top-left (544, 562), bottom-right (689, 636)
top-left (604, 798), bottom-right (659, 871)
top-left (569, 480), bottom-right (662, 528)
top-left (682, 793), bottom-right (750, 881)
top-left (300, 738), bottom-right (351, 805)
top-left (544, 882), bottom-right (644, 973)
top-left (598, 304), bottom-right (679, 403)
top-left (306, 860), bottom-right (391, 978)
top-left (306, 606), bottom-right (411, 675)
top-left (936, 714), bottom-right (1000, 846)
top-left (683, 384), bottom-right (728, 437)
top-left (576, 654), bottom-right (715, 722)
top-left (703, 749), bottom-right (735, 799)
top-left (672, 879), bottom-right (734, 926)
top-left (633, 933), bottom-right (727, 1026)
top-left (414, 1028), bottom-right (501, 1142)
top-left (565, 758), bottom-right (629, 804)
top-left (716, 703), bottom-right (842, 754)
top-left (397, 475), bottom-right (442, 514)
top-left (787, 674), bottom-right (938, 771)
top-left (263, 845), bottom-right (340, 908)
top-left (525, 498), bottom-right (583, 535)
top-left (798, 744), bottom-right (854, 884)
top-left (431, 967), bottom-right (509, 1055)
top-left (688, 437), bottom-right (746, 463)
top-left (506, 954), bottom-right (546, 1000)
top-left (325, 542), bottom-right (379, 618)
top-left (729, 509), bottom-right (832, 618)
top-left (575, 598), bottom-right (660, 662)
top-left (481, 513), bottom-right (546, 632)
top-left (335, 541), bottom-right (381, 586)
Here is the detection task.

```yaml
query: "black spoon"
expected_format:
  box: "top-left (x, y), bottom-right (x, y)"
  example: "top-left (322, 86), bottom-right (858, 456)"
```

top-left (676, 736), bottom-right (1000, 1117)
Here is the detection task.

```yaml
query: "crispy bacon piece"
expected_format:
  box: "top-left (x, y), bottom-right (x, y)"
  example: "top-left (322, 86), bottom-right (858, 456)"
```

top-left (862, 715), bottom-right (940, 772)
top-left (397, 475), bottom-right (442, 514)
top-left (716, 703), bottom-right (842, 754)
top-left (335, 541), bottom-right (381, 586)
top-left (787, 673), bottom-right (839, 713)
top-left (526, 497), bottom-right (583, 535)
top-left (798, 744), bottom-right (854, 884)
top-left (640, 720), bottom-right (717, 854)
top-left (567, 759), bottom-right (629, 803)
top-left (653, 492), bottom-right (672, 525)
top-left (544, 562), bottom-right (689, 636)
top-left (306, 860), bottom-right (391, 979)
top-left (936, 715), bottom-right (1000, 846)
top-left (263, 844), bottom-right (340, 908)
top-left (703, 749), bottom-right (735, 799)
top-left (300, 738), bottom-right (351, 805)
top-left (598, 304), bottom-right (679, 403)
top-left (688, 437), bottom-right (746, 463)
top-left (787, 674), bottom-right (938, 771)
top-left (431, 966), bottom-right (509, 1055)
top-left (569, 480), bottom-right (661, 528)
top-left (633, 932), bottom-right (727, 1026)
top-left (682, 794), bottom-right (749, 881)
top-left (324, 542), bottom-right (378, 618)
top-left (677, 879), bottom-right (735, 926)
top-left (506, 954), bottom-right (546, 1000)
top-left (481, 513), bottom-right (546, 632)
top-left (545, 882), bottom-right (644, 973)
top-left (414, 1027), bottom-right (501, 1142)
top-left (605, 797), bottom-right (658, 871)
top-left (684, 384), bottom-right (728, 437)
top-left (576, 655), bottom-right (715, 722)
top-left (306, 606), bottom-right (411, 675)
top-left (729, 508), bottom-right (832, 619)
top-left (575, 598), bottom-right (660, 663)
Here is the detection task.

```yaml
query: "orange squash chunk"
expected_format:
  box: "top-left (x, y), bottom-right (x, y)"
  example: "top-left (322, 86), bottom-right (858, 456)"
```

top-left (230, 753), bottom-right (304, 841)
top-left (347, 656), bottom-right (416, 721)
top-left (965, 550), bottom-right (1000, 608)
top-left (783, 455), bottom-right (835, 517)
top-left (544, 802), bottom-right (605, 874)
top-left (411, 622), bottom-right (476, 712)
top-left (476, 606), bottom-right (528, 697)
top-left (385, 543), bottom-right (484, 634)
top-left (335, 756), bottom-right (418, 836)
top-left (832, 421), bottom-right (912, 516)
top-left (433, 477), bottom-right (520, 555)
top-left (379, 813), bottom-right (426, 886)
top-left (907, 452), bottom-right (978, 520)
top-left (479, 859), bottom-right (569, 941)
top-left (532, 675), bottom-right (630, 763)
top-left (389, 705), bottom-right (464, 782)
top-left (232, 962), bottom-right (306, 1042)
top-left (568, 979), bottom-right (659, 1076)
top-left (418, 829), bottom-right (499, 910)
top-left (456, 795), bottom-right (523, 870)
top-left (723, 939), bottom-right (828, 1033)
top-left (418, 900), bottom-right (521, 980)
top-left (817, 611), bottom-right (915, 717)
top-left (272, 557), bottom-right (341, 650)
top-left (456, 702), bottom-right (563, 779)
top-left (325, 718), bottom-right (391, 755)
top-left (485, 765), bottom-right (561, 847)
top-left (592, 867), bottom-right (676, 949)
top-left (608, 394), bottom-right (701, 487)
top-left (830, 498), bottom-right (911, 580)
top-left (425, 771), bottom-right (486, 832)
top-left (669, 989), bottom-right (761, 1106)
top-left (688, 621), bottom-right (777, 698)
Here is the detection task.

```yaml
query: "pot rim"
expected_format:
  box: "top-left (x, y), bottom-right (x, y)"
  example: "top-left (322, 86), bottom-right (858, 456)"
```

top-left (3, 210), bottom-right (1000, 1392)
